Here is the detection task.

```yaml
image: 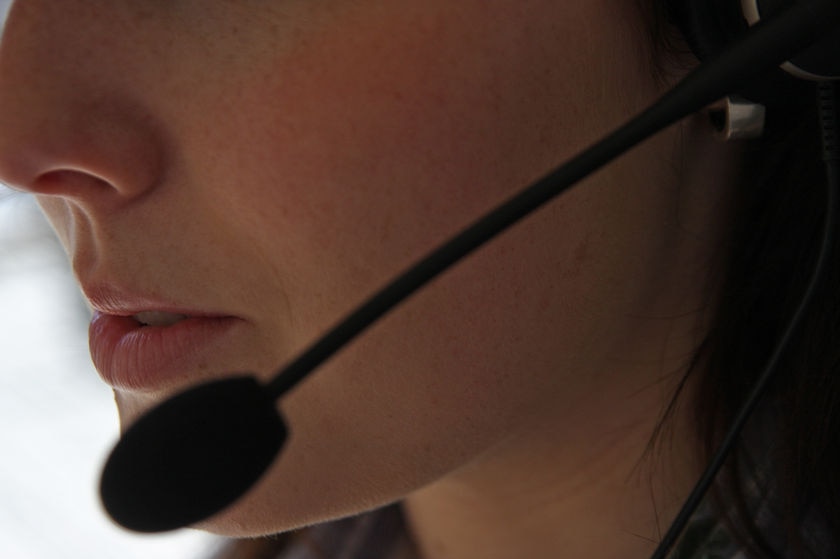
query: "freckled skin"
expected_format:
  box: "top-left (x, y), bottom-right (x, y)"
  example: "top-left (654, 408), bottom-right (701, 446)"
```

top-left (0, 1), bottom-right (737, 556)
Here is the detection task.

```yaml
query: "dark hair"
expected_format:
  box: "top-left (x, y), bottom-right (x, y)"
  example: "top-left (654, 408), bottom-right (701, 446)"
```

top-left (643, 1), bottom-right (840, 557)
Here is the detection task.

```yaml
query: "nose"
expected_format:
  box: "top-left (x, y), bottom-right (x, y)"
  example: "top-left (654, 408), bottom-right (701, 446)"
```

top-left (0, 1), bottom-right (164, 207)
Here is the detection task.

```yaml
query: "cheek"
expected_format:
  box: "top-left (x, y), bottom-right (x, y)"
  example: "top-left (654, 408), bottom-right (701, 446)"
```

top-left (208, 2), bottom-right (634, 334)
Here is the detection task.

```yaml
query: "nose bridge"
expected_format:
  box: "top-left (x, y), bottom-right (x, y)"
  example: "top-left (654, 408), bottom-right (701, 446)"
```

top-left (0, 1), bottom-right (165, 203)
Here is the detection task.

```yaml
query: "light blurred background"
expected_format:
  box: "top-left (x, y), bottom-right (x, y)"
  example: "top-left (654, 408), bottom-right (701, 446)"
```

top-left (0, 191), bottom-right (224, 558)
top-left (0, 2), bottom-right (225, 556)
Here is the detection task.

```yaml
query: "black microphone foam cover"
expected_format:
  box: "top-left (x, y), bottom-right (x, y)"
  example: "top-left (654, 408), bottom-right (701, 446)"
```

top-left (100, 375), bottom-right (287, 533)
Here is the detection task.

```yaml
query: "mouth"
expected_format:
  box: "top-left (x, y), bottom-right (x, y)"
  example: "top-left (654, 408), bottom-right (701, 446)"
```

top-left (88, 309), bottom-right (242, 392)
top-left (132, 311), bottom-right (189, 328)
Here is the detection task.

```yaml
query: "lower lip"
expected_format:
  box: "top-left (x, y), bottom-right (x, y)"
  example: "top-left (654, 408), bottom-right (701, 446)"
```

top-left (89, 312), bottom-right (242, 391)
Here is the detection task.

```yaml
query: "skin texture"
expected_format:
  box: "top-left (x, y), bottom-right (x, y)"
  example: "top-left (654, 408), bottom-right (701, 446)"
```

top-left (0, 1), bottom-right (739, 557)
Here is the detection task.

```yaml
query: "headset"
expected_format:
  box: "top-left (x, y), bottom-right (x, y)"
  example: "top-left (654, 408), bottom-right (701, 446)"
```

top-left (673, 0), bottom-right (839, 93)
top-left (97, 1), bottom-right (840, 557)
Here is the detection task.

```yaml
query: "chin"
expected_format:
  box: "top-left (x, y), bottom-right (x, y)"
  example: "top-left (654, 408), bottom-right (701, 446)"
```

top-left (191, 488), bottom-right (391, 539)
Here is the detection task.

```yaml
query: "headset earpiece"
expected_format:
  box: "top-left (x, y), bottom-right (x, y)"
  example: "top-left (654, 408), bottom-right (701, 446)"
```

top-left (669, 0), bottom-right (840, 105)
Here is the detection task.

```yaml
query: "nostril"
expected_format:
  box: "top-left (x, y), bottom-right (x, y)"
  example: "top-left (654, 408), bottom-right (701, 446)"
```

top-left (34, 169), bottom-right (114, 198)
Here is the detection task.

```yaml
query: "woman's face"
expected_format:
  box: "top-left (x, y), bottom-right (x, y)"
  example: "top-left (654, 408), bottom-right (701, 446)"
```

top-left (0, 0), bottom-right (722, 537)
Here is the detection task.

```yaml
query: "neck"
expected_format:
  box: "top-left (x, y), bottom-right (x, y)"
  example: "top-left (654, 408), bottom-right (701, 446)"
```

top-left (402, 374), bottom-right (703, 559)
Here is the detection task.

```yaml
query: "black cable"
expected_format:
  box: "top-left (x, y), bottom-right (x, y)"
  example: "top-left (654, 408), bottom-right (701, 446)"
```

top-left (648, 81), bottom-right (839, 559)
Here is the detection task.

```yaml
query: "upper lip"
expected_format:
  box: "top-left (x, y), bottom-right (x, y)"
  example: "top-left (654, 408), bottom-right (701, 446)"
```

top-left (81, 282), bottom-right (224, 318)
